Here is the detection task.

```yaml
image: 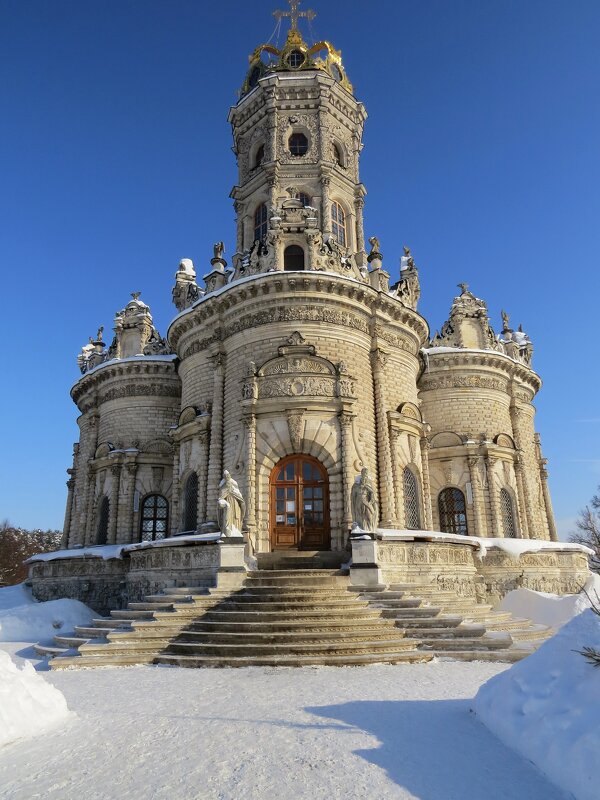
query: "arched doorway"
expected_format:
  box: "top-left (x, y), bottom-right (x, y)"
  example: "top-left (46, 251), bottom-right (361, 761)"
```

top-left (270, 455), bottom-right (330, 550)
top-left (284, 245), bottom-right (305, 271)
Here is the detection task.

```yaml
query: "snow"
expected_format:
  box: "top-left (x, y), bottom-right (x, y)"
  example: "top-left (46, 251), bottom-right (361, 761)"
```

top-left (27, 532), bottom-right (223, 563)
top-left (373, 528), bottom-right (594, 559)
top-left (0, 651), bottom-right (72, 749)
top-left (475, 608), bottom-right (600, 800)
top-left (497, 574), bottom-right (600, 629)
top-left (0, 583), bottom-right (95, 643)
top-left (71, 353), bottom-right (177, 389)
top-left (422, 345), bottom-right (529, 367)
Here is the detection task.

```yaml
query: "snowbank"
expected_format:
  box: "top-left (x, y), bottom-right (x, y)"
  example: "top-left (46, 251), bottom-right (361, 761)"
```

top-left (0, 651), bottom-right (72, 748)
top-left (0, 583), bottom-right (95, 643)
top-left (26, 532), bottom-right (222, 563)
top-left (498, 574), bottom-right (600, 629)
top-left (474, 608), bottom-right (600, 800)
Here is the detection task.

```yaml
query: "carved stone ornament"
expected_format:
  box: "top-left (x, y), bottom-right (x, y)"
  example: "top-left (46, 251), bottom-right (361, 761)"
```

top-left (286, 410), bottom-right (305, 451)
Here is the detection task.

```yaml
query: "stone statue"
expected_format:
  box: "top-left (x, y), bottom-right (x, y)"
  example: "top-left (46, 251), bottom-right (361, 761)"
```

top-left (217, 469), bottom-right (246, 537)
top-left (501, 309), bottom-right (510, 331)
top-left (458, 282), bottom-right (469, 295)
top-left (350, 467), bottom-right (378, 531)
top-left (368, 236), bottom-right (381, 255)
top-left (213, 241), bottom-right (225, 261)
top-left (96, 326), bottom-right (104, 342)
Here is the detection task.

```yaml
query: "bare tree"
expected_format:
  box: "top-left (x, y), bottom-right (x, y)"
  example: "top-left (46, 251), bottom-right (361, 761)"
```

top-left (570, 491), bottom-right (600, 572)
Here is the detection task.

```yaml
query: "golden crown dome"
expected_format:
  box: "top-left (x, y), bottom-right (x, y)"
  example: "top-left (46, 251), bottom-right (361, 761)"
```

top-left (240, 2), bottom-right (353, 97)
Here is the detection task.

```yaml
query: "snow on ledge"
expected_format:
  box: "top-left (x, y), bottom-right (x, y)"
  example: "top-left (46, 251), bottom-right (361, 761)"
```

top-left (27, 533), bottom-right (224, 563)
top-left (71, 354), bottom-right (178, 391)
top-left (373, 529), bottom-right (594, 559)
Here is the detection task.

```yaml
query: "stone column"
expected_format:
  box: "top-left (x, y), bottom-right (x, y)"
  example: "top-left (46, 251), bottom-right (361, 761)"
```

top-left (84, 466), bottom-right (96, 546)
top-left (354, 198), bottom-right (365, 254)
top-left (467, 455), bottom-right (487, 538)
top-left (540, 464), bottom-right (559, 542)
top-left (206, 355), bottom-right (225, 524)
top-left (514, 458), bottom-right (530, 539)
top-left (120, 463), bottom-right (138, 544)
top-left (486, 455), bottom-right (502, 537)
top-left (234, 200), bottom-right (244, 254)
top-left (61, 476), bottom-right (75, 548)
top-left (321, 176), bottom-right (331, 237)
top-left (419, 437), bottom-right (434, 531)
top-left (243, 413), bottom-right (257, 544)
top-left (390, 429), bottom-right (405, 529)
top-left (339, 411), bottom-right (356, 537)
top-left (108, 464), bottom-right (121, 545)
top-left (170, 443), bottom-right (181, 536)
top-left (370, 349), bottom-right (396, 527)
top-left (198, 430), bottom-right (209, 526)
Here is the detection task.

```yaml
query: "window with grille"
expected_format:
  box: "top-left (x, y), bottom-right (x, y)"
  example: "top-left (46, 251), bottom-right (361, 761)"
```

top-left (331, 201), bottom-right (346, 247)
top-left (182, 473), bottom-right (198, 532)
top-left (140, 494), bottom-right (169, 542)
top-left (403, 467), bottom-right (421, 530)
top-left (500, 488), bottom-right (517, 538)
top-left (438, 488), bottom-right (468, 535)
top-left (296, 192), bottom-right (311, 207)
top-left (96, 496), bottom-right (109, 545)
top-left (254, 203), bottom-right (268, 241)
top-left (288, 132), bottom-right (308, 156)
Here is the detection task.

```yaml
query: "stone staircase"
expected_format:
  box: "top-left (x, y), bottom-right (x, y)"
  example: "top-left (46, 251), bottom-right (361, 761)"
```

top-left (37, 567), bottom-right (552, 669)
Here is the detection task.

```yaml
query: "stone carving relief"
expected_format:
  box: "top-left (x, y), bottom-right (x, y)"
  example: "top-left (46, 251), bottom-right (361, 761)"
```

top-left (286, 410), bottom-right (305, 452)
top-left (420, 375), bottom-right (506, 392)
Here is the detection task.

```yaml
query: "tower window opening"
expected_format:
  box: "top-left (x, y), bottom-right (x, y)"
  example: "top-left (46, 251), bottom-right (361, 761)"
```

top-left (289, 132), bottom-right (308, 157)
top-left (438, 488), bottom-right (468, 535)
top-left (331, 201), bottom-right (347, 247)
top-left (287, 50), bottom-right (306, 68)
top-left (403, 467), bottom-right (421, 530)
top-left (96, 495), bottom-right (110, 545)
top-left (284, 245), bottom-right (305, 271)
top-left (248, 66), bottom-right (261, 89)
top-left (500, 488), bottom-right (517, 538)
top-left (296, 192), bottom-right (311, 207)
top-left (253, 144), bottom-right (265, 169)
top-left (254, 203), bottom-right (268, 241)
top-left (333, 143), bottom-right (343, 167)
top-left (140, 494), bottom-right (169, 542)
top-left (182, 472), bottom-right (198, 532)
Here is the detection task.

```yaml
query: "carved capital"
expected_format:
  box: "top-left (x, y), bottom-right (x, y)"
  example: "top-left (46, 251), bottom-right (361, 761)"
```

top-left (339, 411), bottom-right (354, 429)
top-left (110, 464), bottom-right (121, 478)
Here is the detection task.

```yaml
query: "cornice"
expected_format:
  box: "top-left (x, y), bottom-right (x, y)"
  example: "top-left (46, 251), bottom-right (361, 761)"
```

top-left (71, 356), bottom-right (180, 408)
top-left (420, 348), bottom-right (541, 394)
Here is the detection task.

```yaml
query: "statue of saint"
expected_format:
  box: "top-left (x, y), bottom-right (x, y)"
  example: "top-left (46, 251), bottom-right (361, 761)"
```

top-left (217, 470), bottom-right (246, 537)
top-left (213, 241), bottom-right (225, 261)
top-left (368, 236), bottom-right (381, 255)
top-left (350, 467), bottom-right (379, 531)
top-left (501, 309), bottom-right (510, 331)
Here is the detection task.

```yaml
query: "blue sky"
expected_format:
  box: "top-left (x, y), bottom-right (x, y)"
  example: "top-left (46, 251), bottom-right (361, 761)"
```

top-left (1, 0), bottom-right (599, 535)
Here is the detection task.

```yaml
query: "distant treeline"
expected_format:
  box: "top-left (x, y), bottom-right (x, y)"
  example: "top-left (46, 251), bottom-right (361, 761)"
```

top-left (0, 521), bottom-right (62, 585)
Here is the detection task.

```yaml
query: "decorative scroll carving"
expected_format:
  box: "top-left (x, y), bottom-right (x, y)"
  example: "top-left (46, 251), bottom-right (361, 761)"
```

top-left (259, 376), bottom-right (336, 399)
top-left (286, 410), bottom-right (305, 451)
top-left (420, 375), bottom-right (506, 392)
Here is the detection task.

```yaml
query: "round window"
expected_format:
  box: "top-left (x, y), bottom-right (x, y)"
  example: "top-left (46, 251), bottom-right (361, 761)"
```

top-left (288, 132), bottom-right (308, 157)
top-left (287, 50), bottom-right (306, 69)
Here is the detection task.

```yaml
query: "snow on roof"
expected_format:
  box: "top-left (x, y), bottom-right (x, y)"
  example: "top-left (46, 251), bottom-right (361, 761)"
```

top-left (71, 354), bottom-right (177, 392)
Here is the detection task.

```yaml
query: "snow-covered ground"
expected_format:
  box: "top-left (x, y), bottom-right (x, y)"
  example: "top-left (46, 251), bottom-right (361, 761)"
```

top-left (1, 580), bottom-right (598, 799)
top-left (0, 583), bottom-right (95, 644)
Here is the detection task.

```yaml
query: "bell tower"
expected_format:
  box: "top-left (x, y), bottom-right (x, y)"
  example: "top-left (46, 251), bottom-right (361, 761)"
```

top-left (228, 2), bottom-right (368, 278)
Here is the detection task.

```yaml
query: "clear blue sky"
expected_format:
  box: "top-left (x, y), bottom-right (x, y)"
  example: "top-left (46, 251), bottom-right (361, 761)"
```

top-left (1, 0), bottom-right (599, 536)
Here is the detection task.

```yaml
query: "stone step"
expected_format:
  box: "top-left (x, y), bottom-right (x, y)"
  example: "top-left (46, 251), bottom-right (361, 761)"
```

top-left (404, 625), bottom-right (486, 639)
top-left (159, 586), bottom-right (213, 596)
top-left (163, 638), bottom-right (419, 658)
top-left (79, 640), bottom-right (169, 655)
top-left (434, 649), bottom-right (532, 663)
top-left (399, 615), bottom-right (463, 628)
top-left (165, 629), bottom-right (406, 646)
top-left (34, 643), bottom-right (70, 657)
top-left (509, 625), bottom-right (553, 642)
top-left (155, 651), bottom-right (432, 668)
top-left (211, 599), bottom-right (368, 612)
top-left (380, 607), bottom-right (443, 619)
top-left (250, 569), bottom-right (344, 577)
top-left (418, 634), bottom-right (513, 651)
top-left (186, 618), bottom-right (397, 633)
top-left (199, 609), bottom-right (383, 624)
top-left (244, 577), bottom-right (349, 588)
top-left (74, 625), bottom-right (114, 638)
top-left (51, 652), bottom-right (158, 669)
top-left (128, 602), bottom-right (177, 611)
top-left (110, 609), bottom-right (158, 620)
top-left (54, 635), bottom-right (90, 648)
top-left (143, 594), bottom-right (200, 604)
top-left (234, 590), bottom-right (354, 601)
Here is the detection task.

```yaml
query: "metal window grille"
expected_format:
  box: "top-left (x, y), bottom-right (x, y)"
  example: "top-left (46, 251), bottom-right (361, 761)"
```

top-left (96, 496), bottom-right (110, 545)
top-left (254, 203), bottom-right (268, 241)
top-left (438, 488), bottom-right (468, 535)
top-left (288, 132), bottom-right (308, 156)
top-left (403, 467), bottom-right (421, 530)
top-left (500, 488), bottom-right (517, 538)
top-left (140, 494), bottom-right (169, 542)
top-left (331, 201), bottom-right (346, 247)
top-left (182, 473), bottom-right (198, 532)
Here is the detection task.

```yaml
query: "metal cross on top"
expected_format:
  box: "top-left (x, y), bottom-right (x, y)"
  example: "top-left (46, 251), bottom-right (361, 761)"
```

top-left (273, 0), bottom-right (316, 31)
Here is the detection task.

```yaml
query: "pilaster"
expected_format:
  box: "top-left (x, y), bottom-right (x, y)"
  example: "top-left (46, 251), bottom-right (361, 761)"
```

top-left (370, 348), bottom-right (396, 527)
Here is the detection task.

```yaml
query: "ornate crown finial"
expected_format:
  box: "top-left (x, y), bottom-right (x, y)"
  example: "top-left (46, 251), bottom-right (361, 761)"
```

top-left (131, 291), bottom-right (141, 301)
top-left (273, 0), bottom-right (316, 31)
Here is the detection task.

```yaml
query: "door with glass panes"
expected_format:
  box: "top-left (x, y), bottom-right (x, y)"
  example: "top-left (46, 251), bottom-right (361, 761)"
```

top-left (270, 455), bottom-right (330, 550)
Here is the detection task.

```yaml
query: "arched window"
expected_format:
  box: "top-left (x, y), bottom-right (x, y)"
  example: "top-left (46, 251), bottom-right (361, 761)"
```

top-left (438, 488), bottom-right (468, 535)
top-left (96, 496), bottom-right (109, 545)
top-left (253, 144), bottom-right (265, 169)
top-left (288, 132), bottom-right (308, 156)
top-left (284, 244), bottom-right (305, 271)
top-left (500, 489), bottom-right (517, 538)
top-left (254, 203), bottom-right (268, 242)
top-left (331, 201), bottom-right (346, 247)
top-left (182, 472), bottom-right (198, 532)
top-left (333, 143), bottom-right (343, 167)
top-left (140, 494), bottom-right (169, 542)
top-left (403, 467), bottom-right (421, 530)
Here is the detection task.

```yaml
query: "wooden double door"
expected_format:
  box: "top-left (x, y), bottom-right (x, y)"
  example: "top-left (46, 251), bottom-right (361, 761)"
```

top-left (270, 455), bottom-right (330, 550)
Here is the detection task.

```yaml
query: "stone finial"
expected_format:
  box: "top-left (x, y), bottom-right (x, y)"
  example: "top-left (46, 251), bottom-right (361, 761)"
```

top-left (173, 258), bottom-right (202, 311)
top-left (458, 282), bottom-right (469, 295)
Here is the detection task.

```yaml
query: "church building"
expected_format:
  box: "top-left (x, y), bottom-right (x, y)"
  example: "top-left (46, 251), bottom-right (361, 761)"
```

top-left (63, 5), bottom-right (557, 558)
